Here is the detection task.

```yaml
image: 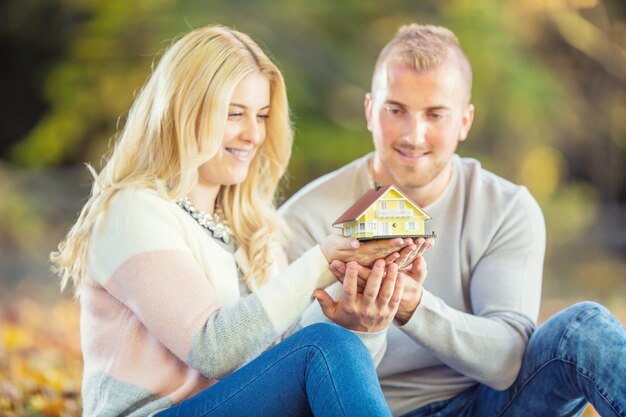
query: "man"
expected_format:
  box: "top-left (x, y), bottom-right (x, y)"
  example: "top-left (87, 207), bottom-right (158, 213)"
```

top-left (280, 24), bottom-right (625, 417)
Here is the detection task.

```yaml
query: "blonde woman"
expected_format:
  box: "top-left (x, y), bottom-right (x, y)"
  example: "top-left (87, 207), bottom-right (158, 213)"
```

top-left (51, 25), bottom-right (411, 417)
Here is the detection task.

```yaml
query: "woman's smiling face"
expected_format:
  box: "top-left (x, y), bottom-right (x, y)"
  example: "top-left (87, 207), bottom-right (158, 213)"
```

top-left (198, 71), bottom-right (271, 189)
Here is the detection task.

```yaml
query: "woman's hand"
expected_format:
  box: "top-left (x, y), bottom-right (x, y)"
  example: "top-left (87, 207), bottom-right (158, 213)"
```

top-left (328, 237), bottom-right (435, 291)
top-left (314, 260), bottom-right (404, 332)
top-left (320, 235), bottom-right (409, 266)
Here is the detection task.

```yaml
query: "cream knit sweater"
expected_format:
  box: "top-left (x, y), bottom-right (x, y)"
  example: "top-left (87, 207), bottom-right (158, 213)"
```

top-left (80, 187), bottom-right (335, 417)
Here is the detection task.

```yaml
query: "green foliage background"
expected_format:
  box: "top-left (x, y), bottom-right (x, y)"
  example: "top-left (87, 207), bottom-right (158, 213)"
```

top-left (1, 0), bottom-right (625, 305)
top-left (0, 1), bottom-right (624, 415)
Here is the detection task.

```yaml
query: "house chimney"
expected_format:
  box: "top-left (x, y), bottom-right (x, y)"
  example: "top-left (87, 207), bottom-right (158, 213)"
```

top-left (375, 181), bottom-right (381, 190)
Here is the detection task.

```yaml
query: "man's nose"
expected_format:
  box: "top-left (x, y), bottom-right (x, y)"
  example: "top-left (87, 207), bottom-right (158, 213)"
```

top-left (407, 115), bottom-right (426, 145)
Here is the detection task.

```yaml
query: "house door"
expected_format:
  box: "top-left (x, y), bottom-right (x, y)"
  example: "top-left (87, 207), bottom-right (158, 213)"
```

top-left (380, 222), bottom-right (390, 236)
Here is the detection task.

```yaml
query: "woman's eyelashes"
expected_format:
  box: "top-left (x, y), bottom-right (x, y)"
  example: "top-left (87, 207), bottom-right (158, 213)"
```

top-left (227, 112), bottom-right (270, 121)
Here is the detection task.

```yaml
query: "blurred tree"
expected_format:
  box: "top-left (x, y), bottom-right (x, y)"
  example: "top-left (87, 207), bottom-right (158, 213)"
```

top-left (0, 0), bottom-right (88, 157)
top-left (8, 0), bottom-right (176, 167)
top-left (0, 0), bottom-right (624, 304)
top-left (0, 4), bottom-right (622, 415)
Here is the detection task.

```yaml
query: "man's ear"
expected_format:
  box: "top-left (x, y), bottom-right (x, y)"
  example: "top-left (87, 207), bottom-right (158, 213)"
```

top-left (364, 92), bottom-right (373, 132)
top-left (459, 104), bottom-right (475, 142)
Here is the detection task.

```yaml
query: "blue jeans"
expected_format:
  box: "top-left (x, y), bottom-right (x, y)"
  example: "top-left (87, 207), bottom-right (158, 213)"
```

top-left (402, 302), bottom-right (626, 417)
top-left (155, 323), bottom-right (392, 417)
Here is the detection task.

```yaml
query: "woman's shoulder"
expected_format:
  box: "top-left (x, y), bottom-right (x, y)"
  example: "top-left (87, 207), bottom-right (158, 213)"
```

top-left (108, 187), bottom-right (169, 215)
top-left (93, 187), bottom-right (185, 246)
top-left (88, 187), bottom-right (192, 280)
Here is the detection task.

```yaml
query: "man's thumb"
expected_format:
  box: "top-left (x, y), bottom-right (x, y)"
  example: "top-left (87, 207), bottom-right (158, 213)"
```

top-left (313, 289), bottom-right (335, 316)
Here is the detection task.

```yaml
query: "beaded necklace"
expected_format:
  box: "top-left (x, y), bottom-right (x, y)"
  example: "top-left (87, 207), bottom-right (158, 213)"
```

top-left (176, 197), bottom-right (233, 244)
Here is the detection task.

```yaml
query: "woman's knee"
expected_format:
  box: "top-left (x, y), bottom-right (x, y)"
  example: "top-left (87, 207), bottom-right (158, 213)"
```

top-left (298, 323), bottom-right (360, 345)
top-left (297, 323), bottom-right (370, 361)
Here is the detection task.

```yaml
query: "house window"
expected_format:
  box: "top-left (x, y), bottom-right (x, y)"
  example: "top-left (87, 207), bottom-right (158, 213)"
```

top-left (405, 221), bottom-right (416, 232)
top-left (380, 201), bottom-right (388, 210)
top-left (358, 222), bottom-right (366, 232)
top-left (380, 222), bottom-right (391, 235)
top-left (344, 225), bottom-right (352, 236)
top-left (397, 201), bottom-right (405, 210)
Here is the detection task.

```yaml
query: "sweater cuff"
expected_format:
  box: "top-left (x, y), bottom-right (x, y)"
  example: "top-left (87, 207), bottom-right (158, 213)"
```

top-left (352, 327), bottom-right (388, 366)
top-left (395, 289), bottom-right (437, 332)
top-left (255, 245), bottom-right (335, 334)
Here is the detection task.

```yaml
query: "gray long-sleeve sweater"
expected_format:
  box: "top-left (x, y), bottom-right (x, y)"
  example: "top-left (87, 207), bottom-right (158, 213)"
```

top-left (279, 153), bottom-right (546, 416)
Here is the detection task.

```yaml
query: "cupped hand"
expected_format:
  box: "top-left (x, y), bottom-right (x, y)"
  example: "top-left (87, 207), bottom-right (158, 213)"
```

top-left (393, 237), bottom-right (435, 270)
top-left (394, 255), bottom-right (428, 325)
top-left (328, 251), bottom-right (429, 325)
top-left (314, 259), bottom-right (405, 332)
top-left (328, 237), bottom-right (434, 290)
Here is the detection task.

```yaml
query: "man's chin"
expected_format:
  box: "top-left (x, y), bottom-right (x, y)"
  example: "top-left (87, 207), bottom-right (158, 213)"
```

top-left (397, 180), bottom-right (431, 191)
top-left (389, 166), bottom-right (434, 189)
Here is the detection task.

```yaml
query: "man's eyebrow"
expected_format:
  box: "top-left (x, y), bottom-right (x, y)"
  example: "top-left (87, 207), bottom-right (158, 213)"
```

top-left (384, 100), bottom-right (450, 111)
top-left (426, 105), bottom-right (451, 111)
top-left (384, 100), bottom-right (407, 107)
top-left (229, 103), bottom-right (270, 110)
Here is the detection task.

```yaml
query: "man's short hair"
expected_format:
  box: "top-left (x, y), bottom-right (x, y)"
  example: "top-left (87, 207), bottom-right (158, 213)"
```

top-left (372, 23), bottom-right (473, 103)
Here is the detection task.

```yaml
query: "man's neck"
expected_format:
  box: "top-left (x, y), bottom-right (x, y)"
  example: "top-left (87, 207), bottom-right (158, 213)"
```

top-left (400, 180), bottom-right (447, 208)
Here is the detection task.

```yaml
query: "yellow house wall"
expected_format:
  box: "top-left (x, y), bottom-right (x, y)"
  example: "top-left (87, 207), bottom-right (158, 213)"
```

top-left (338, 220), bottom-right (358, 238)
top-left (355, 211), bottom-right (376, 238)
top-left (339, 188), bottom-right (431, 238)
top-left (376, 189), bottom-right (426, 236)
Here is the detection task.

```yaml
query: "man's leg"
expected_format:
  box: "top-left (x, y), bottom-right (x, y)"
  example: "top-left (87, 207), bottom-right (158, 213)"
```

top-left (474, 301), bottom-right (626, 417)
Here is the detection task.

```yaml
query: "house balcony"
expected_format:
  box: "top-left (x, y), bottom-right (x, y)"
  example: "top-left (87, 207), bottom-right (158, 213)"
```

top-left (375, 209), bottom-right (414, 218)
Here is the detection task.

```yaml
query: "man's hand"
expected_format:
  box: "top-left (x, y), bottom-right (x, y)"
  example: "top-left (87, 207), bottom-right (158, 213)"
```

top-left (392, 237), bottom-right (435, 270)
top-left (314, 259), bottom-right (404, 332)
top-left (328, 240), bottom-right (432, 325)
top-left (394, 255), bottom-right (427, 325)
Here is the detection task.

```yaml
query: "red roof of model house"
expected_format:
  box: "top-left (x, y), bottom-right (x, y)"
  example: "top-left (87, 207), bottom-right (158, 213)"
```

top-left (332, 184), bottom-right (431, 226)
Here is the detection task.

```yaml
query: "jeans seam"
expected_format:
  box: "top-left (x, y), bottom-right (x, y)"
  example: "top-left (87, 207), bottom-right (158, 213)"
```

top-left (557, 305), bottom-right (624, 415)
top-left (495, 304), bottom-right (619, 417)
top-left (310, 371), bottom-right (330, 402)
top-left (299, 343), bottom-right (349, 417)
top-left (561, 358), bottom-right (624, 417)
top-left (494, 357), bottom-right (560, 417)
top-left (556, 306), bottom-right (599, 359)
top-left (194, 343), bottom-right (347, 417)
top-left (494, 307), bottom-right (588, 417)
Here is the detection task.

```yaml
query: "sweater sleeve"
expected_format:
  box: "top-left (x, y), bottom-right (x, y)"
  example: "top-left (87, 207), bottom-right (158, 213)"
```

top-left (88, 188), bottom-right (335, 380)
top-left (397, 189), bottom-right (545, 390)
top-left (187, 246), bottom-right (334, 378)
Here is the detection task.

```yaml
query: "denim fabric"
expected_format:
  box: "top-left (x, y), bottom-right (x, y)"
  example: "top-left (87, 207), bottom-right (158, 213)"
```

top-left (155, 323), bottom-right (392, 417)
top-left (401, 302), bottom-right (626, 417)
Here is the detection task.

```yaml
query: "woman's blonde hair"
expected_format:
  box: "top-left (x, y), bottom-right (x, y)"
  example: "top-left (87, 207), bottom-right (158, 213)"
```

top-left (51, 25), bottom-right (292, 293)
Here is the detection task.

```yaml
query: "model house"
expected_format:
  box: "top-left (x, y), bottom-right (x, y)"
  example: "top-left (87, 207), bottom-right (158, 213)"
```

top-left (333, 183), bottom-right (435, 241)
